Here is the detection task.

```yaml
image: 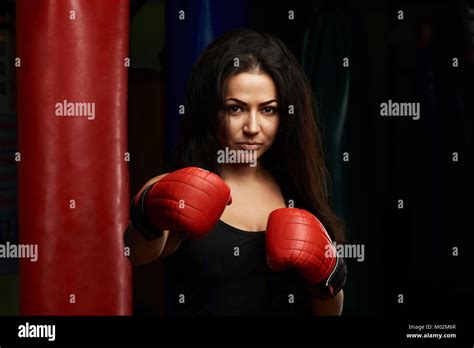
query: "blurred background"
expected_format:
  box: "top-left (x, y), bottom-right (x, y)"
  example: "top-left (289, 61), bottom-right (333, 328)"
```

top-left (1, 0), bottom-right (472, 318)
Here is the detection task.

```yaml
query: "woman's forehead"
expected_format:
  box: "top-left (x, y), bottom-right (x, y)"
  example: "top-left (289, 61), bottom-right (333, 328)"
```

top-left (224, 72), bottom-right (277, 101)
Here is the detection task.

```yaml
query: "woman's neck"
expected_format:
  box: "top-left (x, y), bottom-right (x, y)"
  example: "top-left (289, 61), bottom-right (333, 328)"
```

top-left (217, 163), bottom-right (270, 184)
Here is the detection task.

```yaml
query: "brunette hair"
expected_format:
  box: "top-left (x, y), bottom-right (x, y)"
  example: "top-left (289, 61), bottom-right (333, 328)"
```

top-left (169, 28), bottom-right (346, 243)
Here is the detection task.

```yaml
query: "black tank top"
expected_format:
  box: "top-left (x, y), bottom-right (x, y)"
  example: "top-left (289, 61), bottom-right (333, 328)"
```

top-left (163, 194), bottom-right (313, 316)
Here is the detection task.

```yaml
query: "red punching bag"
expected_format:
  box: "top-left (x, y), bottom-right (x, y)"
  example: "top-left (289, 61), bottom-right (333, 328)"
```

top-left (16, 0), bottom-right (132, 315)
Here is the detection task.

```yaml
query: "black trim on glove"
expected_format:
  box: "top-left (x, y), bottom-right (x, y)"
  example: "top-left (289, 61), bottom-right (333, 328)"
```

top-left (307, 255), bottom-right (348, 300)
top-left (130, 183), bottom-right (164, 241)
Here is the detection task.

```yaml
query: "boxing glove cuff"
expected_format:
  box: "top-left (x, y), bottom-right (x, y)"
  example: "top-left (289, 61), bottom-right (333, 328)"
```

top-left (130, 183), bottom-right (164, 241)
top-left (307, 255), bottom-right (348, 300)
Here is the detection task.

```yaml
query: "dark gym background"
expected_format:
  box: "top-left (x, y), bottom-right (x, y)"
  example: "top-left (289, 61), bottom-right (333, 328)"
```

top-left (1, 0), bottom-right (472, 323)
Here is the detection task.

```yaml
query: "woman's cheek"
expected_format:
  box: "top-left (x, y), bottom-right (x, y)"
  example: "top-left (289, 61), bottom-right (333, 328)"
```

top-left (265, 120), bottom-right (280, 141)
top-left (229, 122), bottom-right (243, 142)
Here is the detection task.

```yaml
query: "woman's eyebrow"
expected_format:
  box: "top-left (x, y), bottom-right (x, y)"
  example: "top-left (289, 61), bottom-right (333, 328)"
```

top-left (225, 98), bottom-right (278, 106)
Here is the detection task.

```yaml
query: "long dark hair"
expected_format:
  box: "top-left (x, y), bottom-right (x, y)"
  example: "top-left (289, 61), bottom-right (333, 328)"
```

top-left (169, 28), bottom-right (346, 243)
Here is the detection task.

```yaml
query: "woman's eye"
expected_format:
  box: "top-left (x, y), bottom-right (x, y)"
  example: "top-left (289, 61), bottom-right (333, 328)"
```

top-left (262, 107), bottom-right (277, 115)
top-left (227, 105), bottom-right (242, 114)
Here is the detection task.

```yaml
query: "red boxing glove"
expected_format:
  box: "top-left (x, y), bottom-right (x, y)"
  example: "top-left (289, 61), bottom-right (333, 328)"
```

top-left (266, 208), bottom-right (347, 299)
top-left (131, 167), bottom-right (232, 240)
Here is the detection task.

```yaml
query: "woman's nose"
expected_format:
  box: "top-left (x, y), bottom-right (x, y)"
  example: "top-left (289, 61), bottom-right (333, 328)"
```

top-left (243, 111), bottom-right (260, 135)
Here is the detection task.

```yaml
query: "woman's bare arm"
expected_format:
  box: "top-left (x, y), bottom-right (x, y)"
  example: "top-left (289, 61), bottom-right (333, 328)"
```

top-left (124, 223), bottom-right (169, 266)
top-left (124, 173), bottom-right (178, 266)
top-left (310, 290), bottom-right (344, 316)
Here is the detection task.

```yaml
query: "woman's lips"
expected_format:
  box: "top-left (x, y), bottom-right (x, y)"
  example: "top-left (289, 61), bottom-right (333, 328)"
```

top-left (238, 144), bottom-right (262, 150)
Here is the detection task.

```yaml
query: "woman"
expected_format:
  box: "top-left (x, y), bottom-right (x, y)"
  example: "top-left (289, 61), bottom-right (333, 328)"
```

top-left (126, 28), bottom-right (347, 316)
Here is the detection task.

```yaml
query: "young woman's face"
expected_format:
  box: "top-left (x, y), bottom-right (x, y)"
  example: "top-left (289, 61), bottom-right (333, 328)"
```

top-left (217, 72), bottom-right (280, 164)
